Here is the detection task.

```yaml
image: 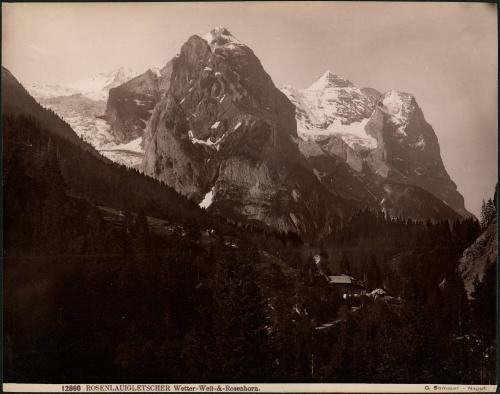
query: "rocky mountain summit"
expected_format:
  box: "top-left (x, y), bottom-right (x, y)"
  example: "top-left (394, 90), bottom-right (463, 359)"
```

top-left (97, 27), bottom-right (466, 234)
top-left (283, 75), bottom-right (470, 218)
top-left (365, 90), bottom-right (469, 217)
top-left (140, 27), bottom-right (349, 235)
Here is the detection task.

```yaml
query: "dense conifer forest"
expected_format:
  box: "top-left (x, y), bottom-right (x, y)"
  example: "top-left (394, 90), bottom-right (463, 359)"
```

top-left (3, 109), bottom-right (496, 383)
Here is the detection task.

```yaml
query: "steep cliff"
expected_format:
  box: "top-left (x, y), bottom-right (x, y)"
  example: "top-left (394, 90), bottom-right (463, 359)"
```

top-left (104, 69), bottom-right (162, 142)
top-left (365, 90), bottom-right (470, 217)
top-left (142, 27), bottom-right (354, 235)
top-left (458, 219), bottom-right (497, 298)
top-left (283, 74), bottom-right (470, 218)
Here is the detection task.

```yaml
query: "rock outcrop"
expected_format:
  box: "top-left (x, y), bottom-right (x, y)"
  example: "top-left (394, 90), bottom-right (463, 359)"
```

top-left (142, 27), bottom-right (353, 236)
top-left (458, 219), bottom-right (497, 298)
top-left (365, 90), bottom-right (470, 217)
top-left (104, 69), bottom-right (162, 142)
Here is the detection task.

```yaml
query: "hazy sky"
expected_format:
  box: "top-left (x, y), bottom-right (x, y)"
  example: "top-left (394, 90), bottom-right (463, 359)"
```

top-left (2, 2), bottom-right (497, 217)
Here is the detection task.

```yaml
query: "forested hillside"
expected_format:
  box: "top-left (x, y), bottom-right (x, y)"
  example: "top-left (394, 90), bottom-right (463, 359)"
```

top-left (3, 66), bottom-right (496, 384)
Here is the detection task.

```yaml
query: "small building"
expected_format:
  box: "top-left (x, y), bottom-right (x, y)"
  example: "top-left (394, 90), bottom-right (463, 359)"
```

top-left (327, 274), bottom-right (366, 299)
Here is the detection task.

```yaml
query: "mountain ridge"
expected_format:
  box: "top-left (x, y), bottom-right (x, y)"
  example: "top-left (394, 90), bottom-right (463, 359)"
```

top-left (2, 66), bottom-right (203, 223)
top-left (134, 28), bottom-right (462, 235)
top-left (282, 70), bottom-right (471, 218)
top-left (13, 27), bottom-right (470, 234)
top-left (25, 67), bottom-right (139, 102)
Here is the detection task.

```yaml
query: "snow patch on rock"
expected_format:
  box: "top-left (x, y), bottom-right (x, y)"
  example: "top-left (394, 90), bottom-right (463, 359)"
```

top-left (188, 130), bottom-right (226, 150)
top-left (201, 26), bottom-right (246, 51)
top-left (411, 135), bottom-right (426, 150)
top-left (380, 90), bottom-right (414, 135)
top-left (199, 186), bottom-right (215, 209)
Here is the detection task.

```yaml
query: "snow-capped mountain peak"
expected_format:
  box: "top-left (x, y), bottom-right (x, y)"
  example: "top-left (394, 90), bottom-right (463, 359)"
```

top-left (26, 67), bottom-right (139, 102)
top-left (308, 70), bottom-right (355, 90)
top-left (109, 67), bottom-right (138, 87)
top-left (201, 26), bottom-right (245, 50)
top-left (281, 71), bottom-right (379, 150)
top-left (67, 67), bottom-right (139, 101)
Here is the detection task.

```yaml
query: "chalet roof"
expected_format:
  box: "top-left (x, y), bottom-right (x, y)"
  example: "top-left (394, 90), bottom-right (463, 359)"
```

top-left (328, 275), bottom-right (354, 284)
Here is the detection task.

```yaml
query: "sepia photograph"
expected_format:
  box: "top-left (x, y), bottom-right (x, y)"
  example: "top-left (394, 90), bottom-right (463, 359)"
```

top-left (1, 1), bottom-right (498, 391)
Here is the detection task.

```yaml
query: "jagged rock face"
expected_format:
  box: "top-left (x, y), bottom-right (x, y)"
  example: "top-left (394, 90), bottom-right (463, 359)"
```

top-left (365, 90), bottom-right (470, 217)
top-left (281, 76), bottom-right (463, 221)
top-left (458, 219), bottom-right (497, 298)
top-left (283, 74), bottom-right (470, 218)
top-left (297, 139), bottom-right (460, 221)
top-left (105, 70), bottom-right (162, 142)
top-left (143, 28), bottom-right (346, 235)
top-left (319, 137), bottom-right (364, 172)
top-left (377, 181), bottom-right (461, 220)
top-left (360, 87), bottom-right (382, 102)
top-left (281, 71), bottom-right (379, 151)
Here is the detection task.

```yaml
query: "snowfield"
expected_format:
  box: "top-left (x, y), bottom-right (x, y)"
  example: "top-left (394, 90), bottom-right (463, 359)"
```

top-left (302, 118), bottom-right (377, 150)
top-left (66, 67), bottom-right (139, 101)
top-left (25, 67), bottom-right (145, 169)
top-left (281, 71), bottom-right (379, 150)
top-left (25, 83), bottom-right (79, 99)
top-left (26, 67), bottom-right (139, 102)
top-left (103, 137), bottom-right (143, 154)
top-left (35, 95), bottom-right (144, 169)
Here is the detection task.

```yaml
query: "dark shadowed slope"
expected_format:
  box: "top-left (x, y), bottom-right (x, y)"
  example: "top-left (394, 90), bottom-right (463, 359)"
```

top-left (2, 66), bottom-right (202, 221)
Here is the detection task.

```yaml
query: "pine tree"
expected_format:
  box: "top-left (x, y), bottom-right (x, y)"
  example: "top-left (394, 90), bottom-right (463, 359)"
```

top-left (367, 254), bottom-right (382, 290)
top-left (186, 247), bottom-right (272, 381)
top-left (472, 260), bottom-right (497, 342)
top-left (480, 198), bottom-right (496, 228)
top-left (470, 261), bottom-right (497, 384)
top-left (340, 253), bottom-right (351, 275)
